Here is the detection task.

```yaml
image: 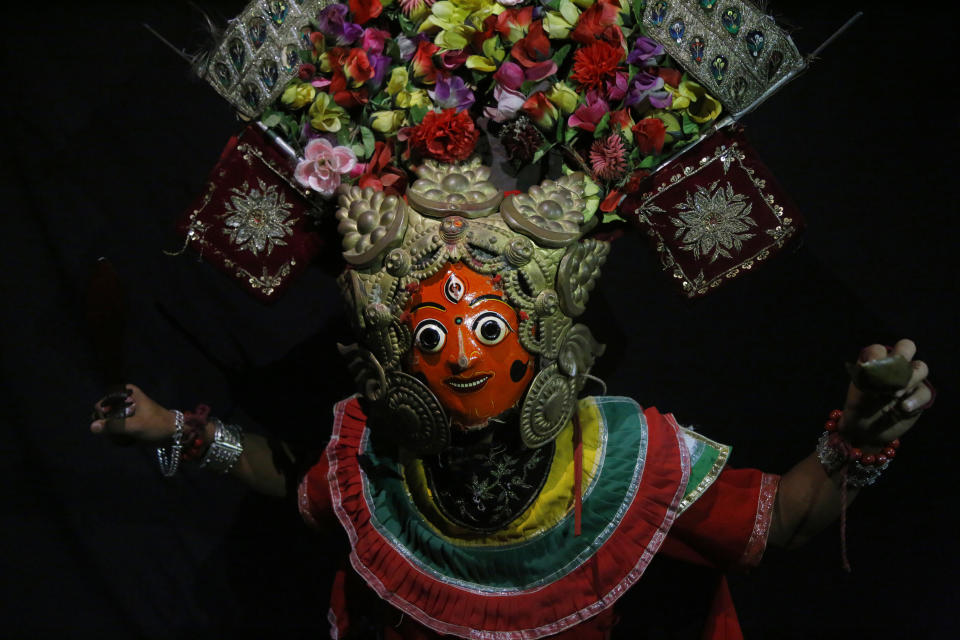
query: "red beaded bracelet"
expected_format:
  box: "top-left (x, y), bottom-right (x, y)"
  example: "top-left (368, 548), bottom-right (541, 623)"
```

top-left (823, 409), bottom-right (900, 466)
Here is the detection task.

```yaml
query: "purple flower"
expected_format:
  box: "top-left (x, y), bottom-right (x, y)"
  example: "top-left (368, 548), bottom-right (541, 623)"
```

top-left (494, 61), bottom-right (525, 90)
top-left (369, 53), bottom-right (391, 88)
top-left (318, 5), bottom-right (363, 45)
top-left (626, 36), bottom-right (665, 66)
top-left (568, 92), bottom-right (609, 132)
top-left (395, 34), bottom-right (420, 61)
top-left (625, 71), bottom-right (671, 109)
top-left (483, 85), bottom-right (526, 122)
top-left (428, 75), bottom-right (475, 112)
top-left (605, 71), bottom-right (629, 102)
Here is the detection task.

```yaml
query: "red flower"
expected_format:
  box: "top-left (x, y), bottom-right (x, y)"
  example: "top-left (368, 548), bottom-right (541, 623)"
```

top-left (408, 109), bottom-right (479, 163)
top-left (570, 0), bottom-right (621, 45)
top-left (511, 21), bottom-right (551, 68)
top-left (589, 134), bottom-right (627, 182)
top-left (344, 49), bottom-right (374, 87)
top-left (358, 141), bottom-right (408, 196)
top-left (657, 67), bottom-right (682, 88)
top-left (349, 0), bottom-right (382, 25)
top-left (494, 7), bottom-right (534, 43)
top-left (298, 63), bottom-right (317, 80)
top-left (631, 118), bottom-right (666, 156)
top-left (570, 41), bottom-right (623, 92)
top-left (411, 40), bottom-right (440, 85)
top-left (521, 92), bottom-right (559, 129)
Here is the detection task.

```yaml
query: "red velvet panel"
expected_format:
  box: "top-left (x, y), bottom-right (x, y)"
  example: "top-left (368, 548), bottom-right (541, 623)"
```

top-left (175, 125), bottom-right (325, 302)
top-left (621, 127), bottom-right (804, 298)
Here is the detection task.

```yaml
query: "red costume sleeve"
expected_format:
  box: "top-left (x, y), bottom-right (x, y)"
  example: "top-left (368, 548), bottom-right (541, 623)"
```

top-left (662, 467), bottom-right (780, 571)
top-left (298, 452), bottom-right (335, 531)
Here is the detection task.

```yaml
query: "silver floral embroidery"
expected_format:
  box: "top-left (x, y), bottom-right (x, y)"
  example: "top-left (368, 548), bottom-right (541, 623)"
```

top-left (669, 180), bottom-right (756, 263)
top-left (222, 178), bottom-right (296, 255)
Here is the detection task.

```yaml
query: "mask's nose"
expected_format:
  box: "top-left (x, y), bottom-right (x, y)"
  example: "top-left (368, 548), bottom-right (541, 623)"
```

top-left (448, 327), bottom-right (474, 373)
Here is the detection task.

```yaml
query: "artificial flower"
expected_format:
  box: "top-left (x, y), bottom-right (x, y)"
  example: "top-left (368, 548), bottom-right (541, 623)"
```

top-left (400, 0), bottom-right (435, 19)
top-left (567, 92), bottom-right (608, 131)
top-left (411, 40), bottom-right (440, 84)
top-left (350, 0), bottom-right (383, 25)
top-left (546, 82), bottom-right (579, 114)
top-left (494, 7), bottom-right (534, 43)
top-left (664, 81), bottom-right (696, 110)
top-left (500, 116), bottom-right (544, 164)
top-left (281, 80), bottom-right (316, 109)
top-left (605, 70), bottom-right (629, 102)
top-left (656, 67), bottom-right (682, 89)
top-left (358, 141), bottom-right (408, 195)
top-left (370, 110), bottom-right (408, 134)
top-left (521, 92), bottom-right (560, 129)
top-left (408, 108), bottom-right (479, 163)
top-left (428, 75), bottom-right (475, 111)
top-left (394, 88), bottom-right (432, 109)
top-left (294, 138), bottom-right (357, 196)
top-left (344, 49), bottom-right (375, 87)
top-left (318, 4), bottom-right (363, 46)
top-left (297, 63), bottom-right (317, 81)
top-left (624, 71), bottom-right (672, 110)
top-left (483, 84), bottom-right (526, 122)
top-left (569, 0), bottom-right (620, 45)
top-left (631, 118), bottom-right (666, 155)
top-left (386, 67), bottom-right (409, 96)
top-left (308, 92), bottom-right (348, 132)
top-left (589, 134), bottom-right (627, 181)
top-left (361, 28), bottom-right (391, 55)
top-left (625, 36), bottom-right (664, 66)
top-left (609, 108), bottom-right (635, 141)
top-left (570, 40), bottom-right (623, 93)
top-left (439, 49), bottom-right (469, 70)
top-left (647, 110), bottom-right (682, 144)
top-left (681, 81), bottom-right (723, 123)
top-left (493, 61), bottom-right (525, 90)
top-left (511, 21), bottom-right (552, 69)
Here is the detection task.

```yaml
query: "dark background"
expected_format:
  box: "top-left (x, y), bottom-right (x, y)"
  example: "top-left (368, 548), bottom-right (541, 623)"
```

top-left (1, 2), bottom-right (956, 638)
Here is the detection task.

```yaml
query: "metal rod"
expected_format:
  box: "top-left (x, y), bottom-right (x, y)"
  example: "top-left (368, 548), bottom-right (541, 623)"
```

top-left (142, 23), bottom-right (194, 64)
top-left (810, 11), bottom-right (864, 59)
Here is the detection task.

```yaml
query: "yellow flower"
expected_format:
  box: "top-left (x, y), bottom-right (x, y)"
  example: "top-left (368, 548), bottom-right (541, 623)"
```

top-left (370, 110), bottom-right (407, 135)
top-left (544, 1), bottom-right (580, 38)
top-left (683, 82), bottom-right (722, 123)
top-left (664, 81), bottom-right (697, 111)
top-left (386, 68), bottom-right (409, 96)
top-left (395, 89), bottom-right (432, 109)
top-left (281, 81), bottom-right (316, 110)
top-left (420, 2), bottom-right (471, 34)
top-left (308, 92), bottom-right (347, 132)
top-left (318, 52), bottom-right (333, 74)
top-left (546, 82), bottom-right (579, 114)
top-left (435, 24), bottom-right (475, 50)
top-left (466, 55), bottom-right (497, 72)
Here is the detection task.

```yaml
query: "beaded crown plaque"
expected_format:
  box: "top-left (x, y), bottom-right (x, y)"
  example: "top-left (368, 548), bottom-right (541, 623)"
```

top-left (642, 0), bottom-right (805, 115)
top-left (198, 0), bottom-right (331, 118)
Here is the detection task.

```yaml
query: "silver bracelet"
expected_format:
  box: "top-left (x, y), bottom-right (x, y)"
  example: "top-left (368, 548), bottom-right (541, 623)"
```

top-left (157, 410), bottom-right (185, 477)
top-left (199, 418), bottom-right (244, 473)
top-left (816, 431), bottom-right (890, 488)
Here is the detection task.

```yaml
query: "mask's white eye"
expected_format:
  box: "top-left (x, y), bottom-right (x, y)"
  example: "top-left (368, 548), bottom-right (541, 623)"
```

top-left (472, 312), bottom-right (509, 346)
top-left (414, 320), bottom-right (447, 353)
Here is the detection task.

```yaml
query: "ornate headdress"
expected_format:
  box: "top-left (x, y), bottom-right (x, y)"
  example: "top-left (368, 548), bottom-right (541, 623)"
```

top-left (172, 0), bottom-right (818, 449)
top-left (334, 158), bottom-right (607, 452)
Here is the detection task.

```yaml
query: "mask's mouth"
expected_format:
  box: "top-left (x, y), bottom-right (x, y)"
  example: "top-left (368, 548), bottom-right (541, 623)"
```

top-left (445, 373), bottom-right (492, 393)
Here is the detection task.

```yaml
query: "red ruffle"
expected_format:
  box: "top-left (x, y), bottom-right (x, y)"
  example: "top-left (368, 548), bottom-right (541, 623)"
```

top-left (326, 397), bottom-right (689, 640)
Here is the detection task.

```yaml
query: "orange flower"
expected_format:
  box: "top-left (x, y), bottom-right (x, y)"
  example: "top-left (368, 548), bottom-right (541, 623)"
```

top-left (411, 40), bottom-right (439, 85)
top-left (570, 40), bottom-right (623, 93)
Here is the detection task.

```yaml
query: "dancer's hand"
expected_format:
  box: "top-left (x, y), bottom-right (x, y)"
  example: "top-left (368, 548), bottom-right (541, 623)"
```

top-left (90, 384), bottom-right (178, 443)
top-left (839, 339), bottom-right (932, 448)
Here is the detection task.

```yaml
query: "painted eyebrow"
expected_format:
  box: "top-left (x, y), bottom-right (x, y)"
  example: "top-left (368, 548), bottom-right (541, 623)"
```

top-left (469, 294), bottom-right (508, 307)
top-left (411, 302), bottom-right (446, 313)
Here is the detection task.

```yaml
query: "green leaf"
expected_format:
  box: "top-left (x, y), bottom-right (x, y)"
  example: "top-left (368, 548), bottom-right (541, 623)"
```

top-left (531, 142), bottom-right (556, 165)
top-left (681, 112), bottom-right (699, 137)
top-left (351, 143), bottom-right (366, 158)
top-left (360, 126), bottom-right (376, 157)
top-left (409, 105), bottom-right (429, 124)
top-left (638, 154), bottom-right (655, 169)
top-left (564, 125), bottom-right (578, 144)
top-left (551, 44), bottom-right (571, 67)
top-left (261, 112), bottom-right (282, 127)
top-left (593, 112), bottom-right (611, 138)
top-left (336, 127), bottom-right (351, 146)
top-left (602, 211), bottom-right (626, 224)
top-left (632, 0), bottom-right (648, 23)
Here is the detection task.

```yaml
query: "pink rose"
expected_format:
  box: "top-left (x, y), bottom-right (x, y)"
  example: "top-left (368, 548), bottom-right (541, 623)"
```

top-left (294, 138), bottom-right (358, 196)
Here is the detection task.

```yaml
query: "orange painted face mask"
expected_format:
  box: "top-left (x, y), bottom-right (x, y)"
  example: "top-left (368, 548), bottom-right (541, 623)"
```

top-left (405, 263), bottom-right (534, 428)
